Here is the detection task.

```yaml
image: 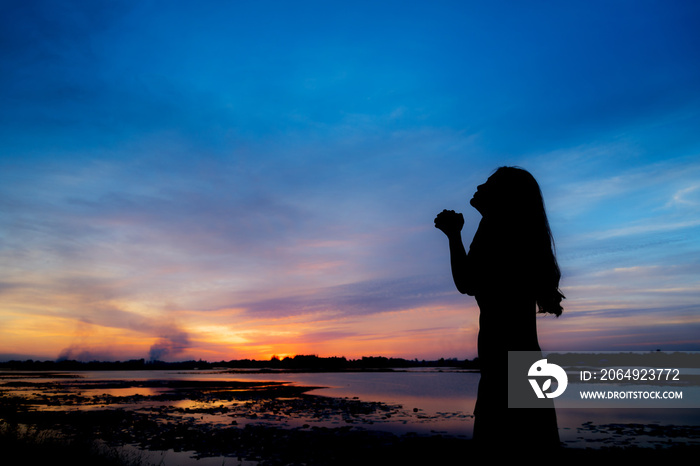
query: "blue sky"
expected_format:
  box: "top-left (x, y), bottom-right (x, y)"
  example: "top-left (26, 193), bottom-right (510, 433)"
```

top-left (1, 0), bottom-right (699, 361)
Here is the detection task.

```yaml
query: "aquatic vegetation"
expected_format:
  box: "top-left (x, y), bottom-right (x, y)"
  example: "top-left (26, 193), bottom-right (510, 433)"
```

top-left (0, 420), bottom-right (156, 466)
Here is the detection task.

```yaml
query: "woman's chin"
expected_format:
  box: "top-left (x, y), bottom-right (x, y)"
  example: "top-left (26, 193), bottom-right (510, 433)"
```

top-left (470, 198), bottom-right (486, 215)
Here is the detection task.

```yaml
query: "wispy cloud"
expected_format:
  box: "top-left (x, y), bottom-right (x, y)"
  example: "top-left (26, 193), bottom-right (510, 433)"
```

top-left (1, 1), bottom-right (699, 360)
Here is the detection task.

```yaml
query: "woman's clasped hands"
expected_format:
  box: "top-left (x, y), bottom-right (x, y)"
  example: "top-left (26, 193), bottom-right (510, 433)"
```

top-left (434, 209), bottom-right (464, 236)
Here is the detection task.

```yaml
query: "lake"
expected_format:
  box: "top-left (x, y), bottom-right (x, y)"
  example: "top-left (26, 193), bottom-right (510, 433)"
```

top-left (2, 368), bottom-right (699, 464)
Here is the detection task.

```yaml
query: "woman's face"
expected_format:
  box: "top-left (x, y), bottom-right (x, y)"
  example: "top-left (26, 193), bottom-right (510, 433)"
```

top-left (470, 175), bottom-right (497, 214)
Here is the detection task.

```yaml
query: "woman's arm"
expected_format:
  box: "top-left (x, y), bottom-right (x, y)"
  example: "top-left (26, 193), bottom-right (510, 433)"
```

top-left (434, 210), bottom-right (474, 295)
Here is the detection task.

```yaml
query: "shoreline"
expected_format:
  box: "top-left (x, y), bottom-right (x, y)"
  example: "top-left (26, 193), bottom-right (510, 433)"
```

top-left (3, 418), bottom-right (700, 466)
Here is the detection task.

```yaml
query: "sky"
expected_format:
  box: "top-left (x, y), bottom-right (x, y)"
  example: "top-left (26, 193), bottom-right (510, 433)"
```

top-left (1, 0), bottom-right (699, 362)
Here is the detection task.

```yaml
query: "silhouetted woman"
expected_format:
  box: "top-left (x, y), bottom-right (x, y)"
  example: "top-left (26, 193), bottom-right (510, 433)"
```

top-left (434, 166), bottom-right (563, 448)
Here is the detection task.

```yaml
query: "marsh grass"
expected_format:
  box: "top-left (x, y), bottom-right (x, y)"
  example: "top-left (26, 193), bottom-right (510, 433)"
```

top-left (0, 421), bottom-right (157, 466)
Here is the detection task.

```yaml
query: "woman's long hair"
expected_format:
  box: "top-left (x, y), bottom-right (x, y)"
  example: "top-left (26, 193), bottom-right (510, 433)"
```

top-left (488, 166), bottom-right (565, 316)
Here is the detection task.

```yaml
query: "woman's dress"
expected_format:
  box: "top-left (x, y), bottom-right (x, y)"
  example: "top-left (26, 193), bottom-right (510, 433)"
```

top-left (466, 219), bottom-right (560, 448)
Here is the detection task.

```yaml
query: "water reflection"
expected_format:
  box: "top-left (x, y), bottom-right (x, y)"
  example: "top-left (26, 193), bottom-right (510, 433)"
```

top-left (1, 368), bottom-right (698, 450)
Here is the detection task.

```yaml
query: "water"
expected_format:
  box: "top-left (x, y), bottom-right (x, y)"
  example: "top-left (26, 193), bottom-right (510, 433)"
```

top-left (2, 368), bottom-right (699, 463)
top-left (13, 368), bottom-right (479, 436)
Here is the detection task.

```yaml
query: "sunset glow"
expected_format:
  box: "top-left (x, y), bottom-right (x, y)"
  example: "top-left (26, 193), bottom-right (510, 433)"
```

top-left (2, 1), bottom-right (699, 362)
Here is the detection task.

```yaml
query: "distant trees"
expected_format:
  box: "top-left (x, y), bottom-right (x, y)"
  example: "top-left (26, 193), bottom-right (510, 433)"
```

top-left (0, 355), bottom-right (480, 371)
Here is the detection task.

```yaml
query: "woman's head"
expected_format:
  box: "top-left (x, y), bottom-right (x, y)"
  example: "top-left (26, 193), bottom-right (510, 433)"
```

top-left (470, 166), bottom-right (545, 220)
top-left (472, 166), bottom-right (565, 316)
